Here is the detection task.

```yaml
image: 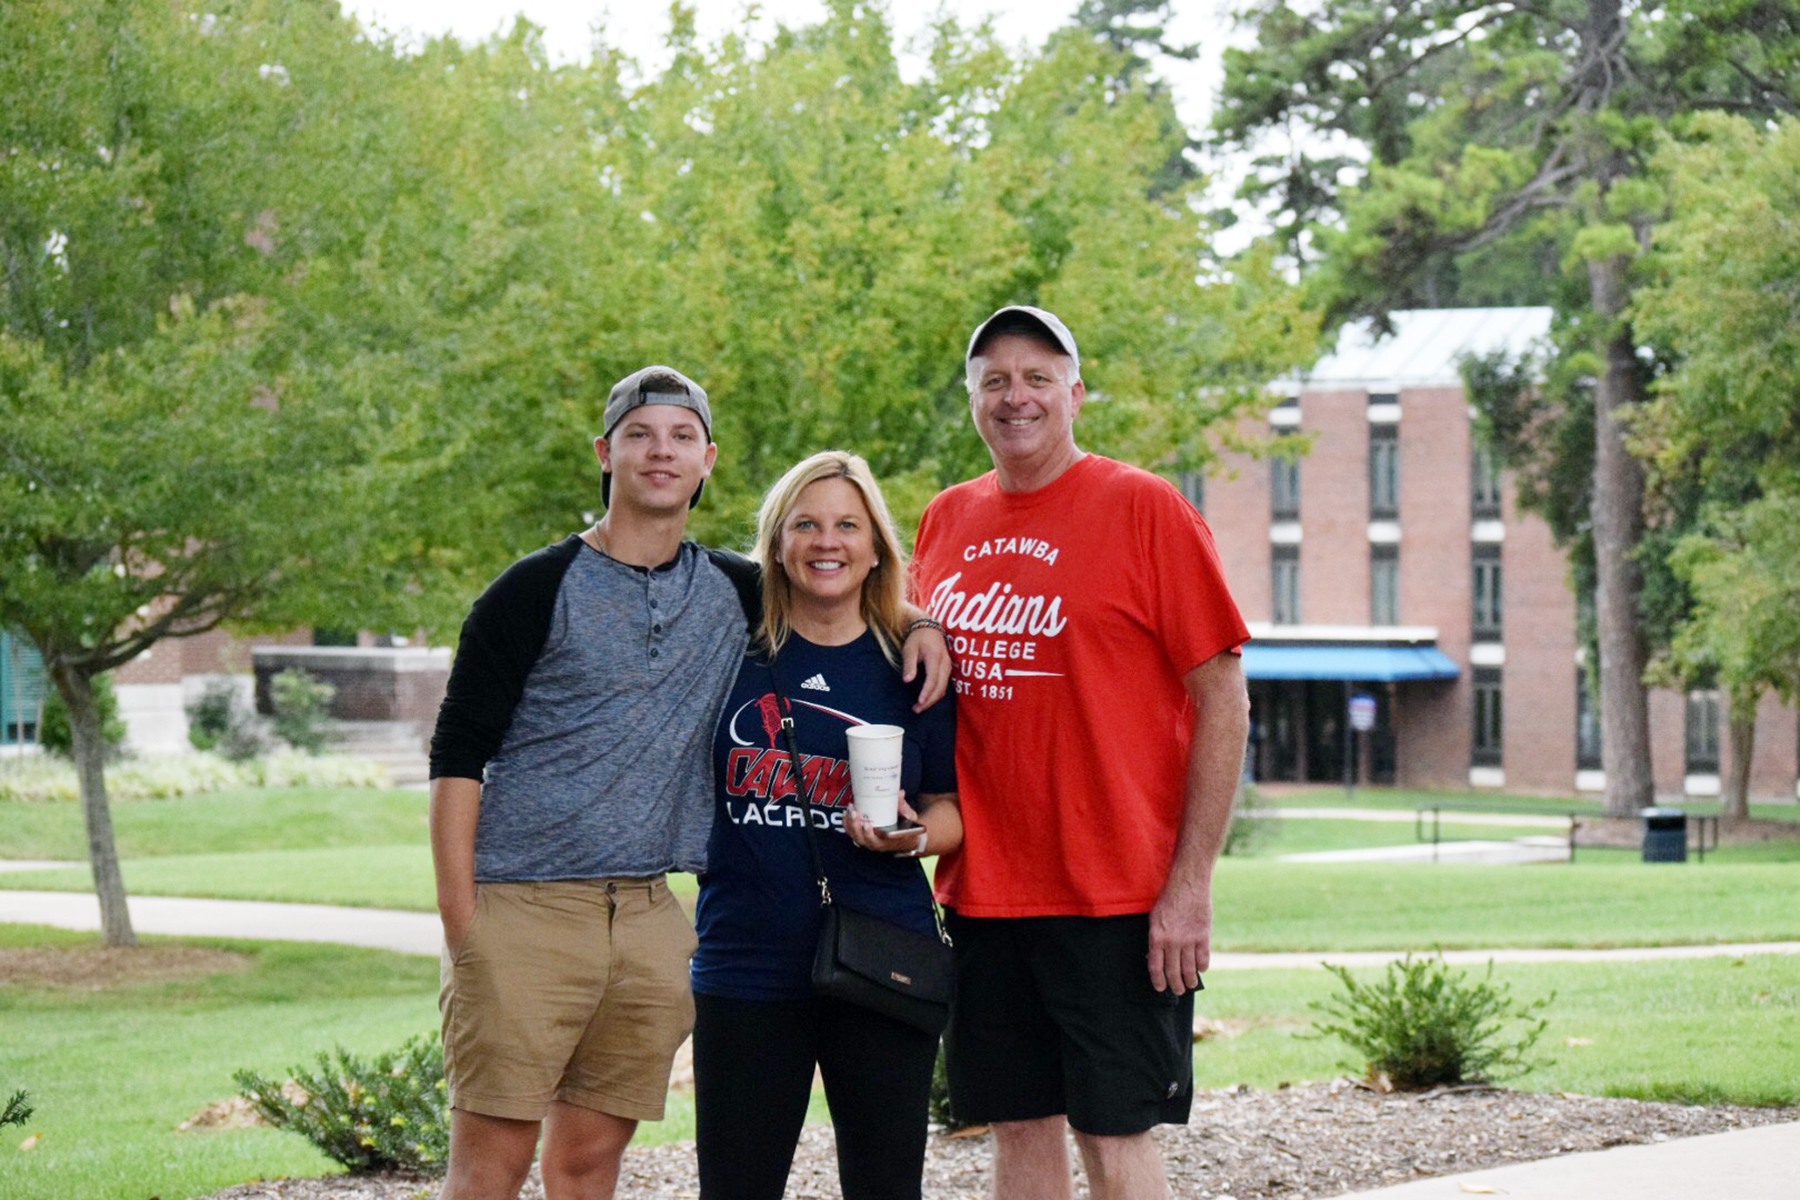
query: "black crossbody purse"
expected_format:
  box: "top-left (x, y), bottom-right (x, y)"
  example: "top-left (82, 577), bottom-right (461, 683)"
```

top-left (768, 668), bottom-right (954, 1037)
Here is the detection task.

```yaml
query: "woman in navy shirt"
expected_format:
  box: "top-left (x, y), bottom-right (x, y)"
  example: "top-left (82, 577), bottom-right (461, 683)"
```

top-left (692, 451), bottom-right (961, 1200)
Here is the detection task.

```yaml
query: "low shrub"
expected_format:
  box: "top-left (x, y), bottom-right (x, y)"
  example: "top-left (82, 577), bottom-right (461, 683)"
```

top-left (250, 750), bottom-right (388, 790)
top-left (0, 751), bottom-right (388, 803)
top-left (186, 679), bottom-right (265, 762)
top-left (234, 1033), bottom-right (448, 1176)
top-left (270, 669), bottom-right (336, 755)
top-left (1308, 953), bottom-right (1553, 1088)
top-left (2, 1089), bottom-right (32, 1128)
top-left (38, 674), bottom-right (128, 761)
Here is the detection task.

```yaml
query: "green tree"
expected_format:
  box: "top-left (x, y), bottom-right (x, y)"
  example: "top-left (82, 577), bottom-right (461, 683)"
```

top-left (0, 1), bottom-right (470, 944)
top-left (594, 1), bottom-right (1315, 544)
top-left (1059, 0), bottom-right (1203, 198)
top-left (1215, 0), bottom-right (1800, 815)
top-left (1632, 113), bottom-right (1800, 817)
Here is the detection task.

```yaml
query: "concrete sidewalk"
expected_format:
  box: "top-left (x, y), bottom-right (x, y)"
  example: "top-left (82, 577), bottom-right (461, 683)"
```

top-left (5, 889), bottom-right (1800, 970)
top-left (0, 889), bottom-right (440, 956)
top-left (1322, 1118), bottom-right (1800, 1198)
top-left (1280, 837), bottom-right (1572, 865)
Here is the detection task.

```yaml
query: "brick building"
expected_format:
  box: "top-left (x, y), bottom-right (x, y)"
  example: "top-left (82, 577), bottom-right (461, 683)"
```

top-left (1199, 307), bottom-right (1800, 801)
top-left (0, 623), bottom-right (445, 769)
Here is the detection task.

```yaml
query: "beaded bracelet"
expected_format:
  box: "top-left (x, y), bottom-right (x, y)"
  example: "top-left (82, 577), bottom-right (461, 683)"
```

top-left (903, 616), bottom-right (947, 638)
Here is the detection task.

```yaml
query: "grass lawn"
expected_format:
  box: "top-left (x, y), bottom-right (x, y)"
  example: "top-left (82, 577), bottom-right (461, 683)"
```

top-left (0, 846), bottom-right (441, 911)
top-left (1213, 860), bottom-right (1800, 950)
top-left (1199, 954), bottom-right (1800, 1107)
top-left (6, 929), bottom-right (1794, 1200)
top-left (1244, 816), bottom-right (1571, 857)
top-left (0, 848), bottom-right (703, 913)
top-left (1236, 813), bottom-right (1800, 865)
top-left (0, 924), bottom-right (700, 1200)
top-left (0, 787), bottom-right (431, 861)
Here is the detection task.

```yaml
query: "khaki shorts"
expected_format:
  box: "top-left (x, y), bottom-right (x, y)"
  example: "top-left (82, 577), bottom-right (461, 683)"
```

top-left (439, 877), bottom-right (697, 1122)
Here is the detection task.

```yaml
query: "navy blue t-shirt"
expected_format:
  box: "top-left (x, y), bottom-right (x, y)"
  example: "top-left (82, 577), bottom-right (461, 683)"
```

top-left (692, 629), bottom-right (957, 1001)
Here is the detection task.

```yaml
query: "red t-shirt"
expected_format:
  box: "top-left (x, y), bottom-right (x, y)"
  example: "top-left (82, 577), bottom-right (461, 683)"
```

top-left (911, 455), bottom-right (1248, 917)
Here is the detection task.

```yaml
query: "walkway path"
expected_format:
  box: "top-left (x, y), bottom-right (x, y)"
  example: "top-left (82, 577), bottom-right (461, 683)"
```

top-left (1324, 1118), bottom-right (1800, 1199)
top-left (5, 888), bottom-right (1798, 969)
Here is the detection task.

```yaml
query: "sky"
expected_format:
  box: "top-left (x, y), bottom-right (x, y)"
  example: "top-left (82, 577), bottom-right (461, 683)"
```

top-left (339, 0), bottom-right (1236, 129)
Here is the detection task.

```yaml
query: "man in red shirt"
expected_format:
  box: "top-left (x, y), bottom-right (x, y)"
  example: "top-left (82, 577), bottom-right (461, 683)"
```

top-left (912, 306), bottom-right (1250, 1200)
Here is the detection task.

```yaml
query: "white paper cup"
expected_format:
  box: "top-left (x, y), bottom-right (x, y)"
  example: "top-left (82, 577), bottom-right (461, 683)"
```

top-left (845, 724), bottom-right (905, 829)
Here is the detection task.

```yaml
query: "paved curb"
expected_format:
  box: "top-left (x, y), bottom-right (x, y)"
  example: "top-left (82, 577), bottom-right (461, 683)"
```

top-left (1320, 1118), bottom-right (1800, 1199)
top-left (0, 890), bottom-right (441, 956)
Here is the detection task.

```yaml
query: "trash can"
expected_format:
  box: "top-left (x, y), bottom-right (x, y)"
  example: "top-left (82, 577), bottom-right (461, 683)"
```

top-left (1642, 806), bottom-right (1688, 863)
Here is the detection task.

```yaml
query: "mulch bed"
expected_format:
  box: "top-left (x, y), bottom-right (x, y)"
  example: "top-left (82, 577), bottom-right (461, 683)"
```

top-left (203, 1081), bottom-right (1798, 1199)
top-left (0, 944), bottom-right (251, 990)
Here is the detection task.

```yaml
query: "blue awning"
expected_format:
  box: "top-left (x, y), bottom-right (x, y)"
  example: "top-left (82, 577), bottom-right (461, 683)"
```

top-left (1242, 644), bottom-right (1460, 682)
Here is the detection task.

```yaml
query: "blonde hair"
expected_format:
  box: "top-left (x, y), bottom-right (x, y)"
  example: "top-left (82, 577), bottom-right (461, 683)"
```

top-left (753, 450), bottom-right (908, 667)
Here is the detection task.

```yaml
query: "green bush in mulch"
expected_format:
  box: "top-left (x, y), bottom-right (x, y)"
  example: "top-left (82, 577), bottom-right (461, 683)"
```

top-left (234, 1033), bottom-right (448, 1176)
top-left (1309, 953), bottom-right (1554, 1088)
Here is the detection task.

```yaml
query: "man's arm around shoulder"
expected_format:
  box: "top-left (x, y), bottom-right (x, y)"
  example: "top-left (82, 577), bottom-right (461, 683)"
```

top-left (1148, 651), bottom-right (1249, 995)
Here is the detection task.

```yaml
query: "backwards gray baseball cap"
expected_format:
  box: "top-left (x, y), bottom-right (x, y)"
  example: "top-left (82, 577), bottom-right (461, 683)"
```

top-left (965, 305), bottom-right (1081, 379)
top-left (599, 365), bottom-right (713, 509)
top-left (603, 364), bottom-right (711, 438)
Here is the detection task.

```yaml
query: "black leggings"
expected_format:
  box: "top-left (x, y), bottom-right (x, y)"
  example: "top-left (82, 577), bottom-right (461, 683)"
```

top-left (693, 991), bottom-right (939, 1200)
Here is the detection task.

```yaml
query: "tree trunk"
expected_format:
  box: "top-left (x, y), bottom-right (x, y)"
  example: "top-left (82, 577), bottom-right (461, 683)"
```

top-left (49, 663), bottom-right (137, 947)
top-left (1586, 253), bottom-right (1655, 817)
top-left (1721, 684), bottom-right (1757, 822)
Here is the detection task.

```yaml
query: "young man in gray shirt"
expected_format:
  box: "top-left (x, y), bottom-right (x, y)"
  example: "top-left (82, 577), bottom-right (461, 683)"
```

top-left (429, 366), bottom-right (948, 1200)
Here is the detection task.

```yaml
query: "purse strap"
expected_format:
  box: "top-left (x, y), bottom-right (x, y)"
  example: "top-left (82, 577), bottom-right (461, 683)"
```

top-left (765, 660), bottom-right (951, 946)
top-left (766, 663), bottom-right (834, 907)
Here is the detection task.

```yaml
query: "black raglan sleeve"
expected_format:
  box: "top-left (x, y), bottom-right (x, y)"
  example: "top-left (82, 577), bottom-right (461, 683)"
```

top-left (706, 547), bottom-right (764, 634)
top-left (428, 537), bottom-right (582, 781)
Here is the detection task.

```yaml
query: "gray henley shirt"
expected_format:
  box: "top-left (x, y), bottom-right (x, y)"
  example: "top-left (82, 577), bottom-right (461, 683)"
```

top-left (473, 541), bottom-right (749, 880)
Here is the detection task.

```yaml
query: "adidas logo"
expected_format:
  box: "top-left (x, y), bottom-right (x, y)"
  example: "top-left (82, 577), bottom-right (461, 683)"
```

top-left (801, 673), bottom-right (831, 692)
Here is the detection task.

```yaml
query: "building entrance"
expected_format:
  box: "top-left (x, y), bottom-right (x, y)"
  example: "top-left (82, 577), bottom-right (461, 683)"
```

top-left (1249, 680), bottom-right (1395, 786)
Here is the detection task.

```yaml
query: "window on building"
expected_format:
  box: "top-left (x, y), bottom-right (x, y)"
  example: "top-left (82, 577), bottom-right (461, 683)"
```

top-left (1472, 443), bottom-right (1503, 519)
top-left (1371, 543), bottom-right (1399, 625)
top-left (1272, 545), bottom-right (1300, 626)
top-left (1, 630), bottom-right (47, 746)
top-left (1576, 667), bottom-right (1603, 771)
top-left (1472, 667), bottom-right (1503, 767)
top-left (1685, 690), bottom-right (1722, 774)
top-left (1176, 470), bottom-right (1205, 514)
top-left (1472, 543), bottom-right (1503, 640)
top-left (1271, 436), bottom-right (1300, 520)
top-left (1368, 391), bottom-right (1398, 408)
top-left (1369, 424), bottom-right (1399, 518)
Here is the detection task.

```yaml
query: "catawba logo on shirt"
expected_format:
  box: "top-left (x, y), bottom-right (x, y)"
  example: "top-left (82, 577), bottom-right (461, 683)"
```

top-left (925, 572), bottom-right (1068, 637)
top-left (924, 570), bottom-right (1068, 690)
